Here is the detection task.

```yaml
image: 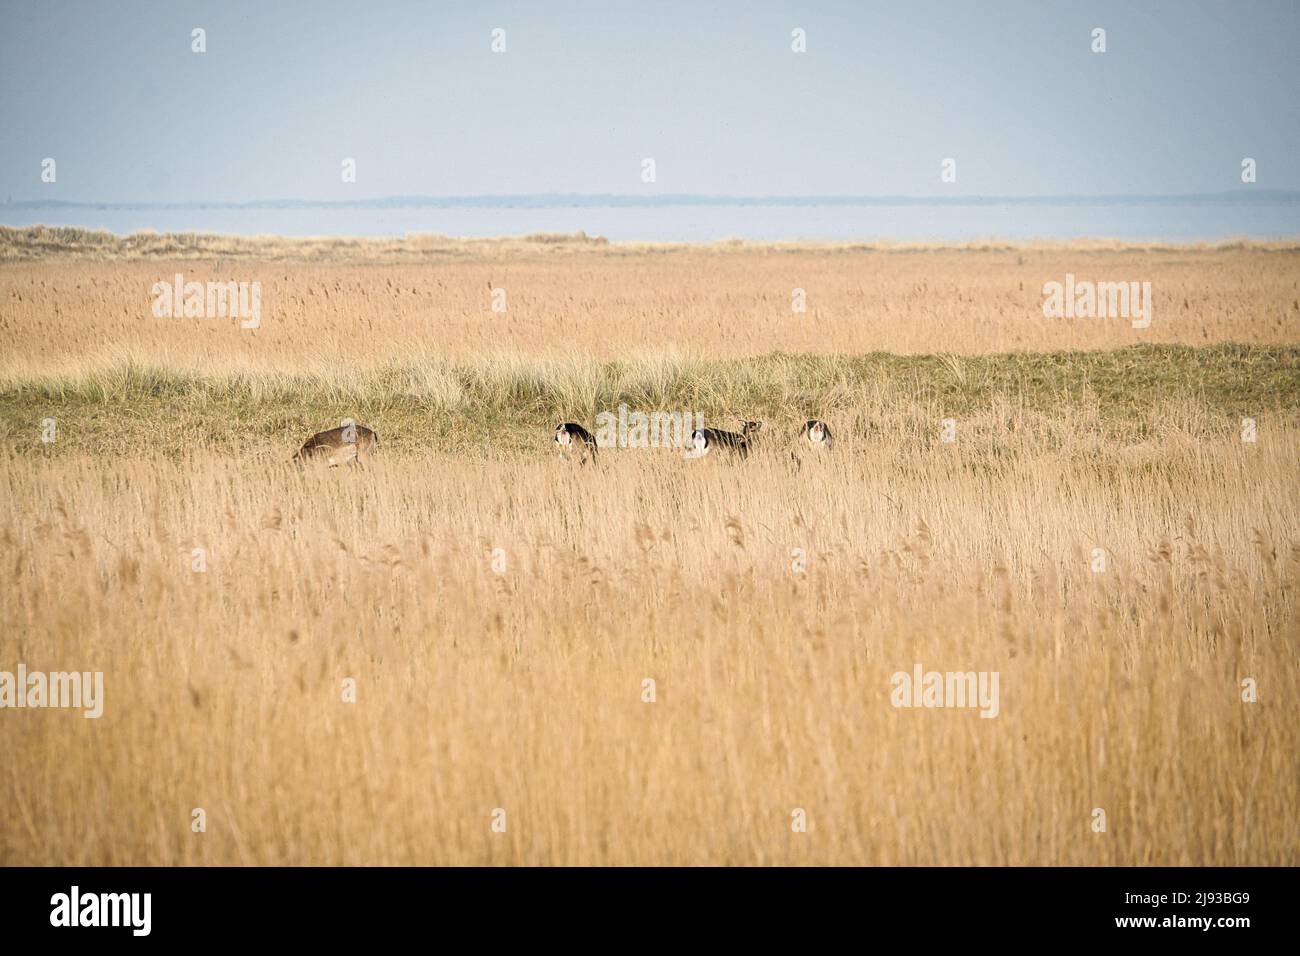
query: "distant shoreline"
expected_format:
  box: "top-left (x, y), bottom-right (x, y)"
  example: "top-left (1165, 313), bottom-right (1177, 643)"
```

top-left (5, 195), bottom-right (1296, 245)
top-left (4, 224), bottom-right (1299, 262)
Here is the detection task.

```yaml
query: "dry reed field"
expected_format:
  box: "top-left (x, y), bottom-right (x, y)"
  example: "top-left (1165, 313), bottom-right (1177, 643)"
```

top-left (1, 230), bottom-right (1297, 865)
top-left (2, 228), bottom-right (1298, 374)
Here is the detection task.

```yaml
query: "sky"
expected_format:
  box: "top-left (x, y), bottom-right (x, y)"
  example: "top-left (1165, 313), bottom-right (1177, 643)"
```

top-left (2, 0), bottom-right (1298, 203)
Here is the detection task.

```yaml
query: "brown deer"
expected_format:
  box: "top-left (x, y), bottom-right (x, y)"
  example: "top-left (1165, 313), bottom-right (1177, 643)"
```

top-left (293, 420), bottom-right (378, 467)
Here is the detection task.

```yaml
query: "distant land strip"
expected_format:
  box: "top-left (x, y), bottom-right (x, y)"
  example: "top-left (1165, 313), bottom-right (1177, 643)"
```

top-left (5, 190), bottom-right (1300, 210)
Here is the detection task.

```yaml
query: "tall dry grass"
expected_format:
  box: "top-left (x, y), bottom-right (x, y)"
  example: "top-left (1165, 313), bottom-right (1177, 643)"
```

top-left (2, 403), bottom-right (1296, 865)
top-left (1, 236), bottom-right (1296, 865)
top-left (2, 243), bottom-right (1298, 377)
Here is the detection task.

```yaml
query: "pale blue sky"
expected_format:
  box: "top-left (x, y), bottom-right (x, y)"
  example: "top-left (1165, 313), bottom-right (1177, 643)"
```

top-left (2, 0), bottom-right (1297, 202)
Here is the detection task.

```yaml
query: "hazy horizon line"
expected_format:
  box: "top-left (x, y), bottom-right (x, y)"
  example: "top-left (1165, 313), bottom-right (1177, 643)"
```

top-left (7, 190), bottom-right (1299, 210)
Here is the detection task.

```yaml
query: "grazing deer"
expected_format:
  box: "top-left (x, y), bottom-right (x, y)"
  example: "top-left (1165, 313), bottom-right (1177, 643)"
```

top-left (689, 420), bottom-right (763, 459)
top-left (293, 421), bottom-right (378, 467)
top-left (554, 422), bottom-right (599, 465)
top-left (801, 419), bottom-right (834, 451)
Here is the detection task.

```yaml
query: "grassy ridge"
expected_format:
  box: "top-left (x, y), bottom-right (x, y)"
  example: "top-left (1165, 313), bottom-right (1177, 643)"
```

top-left (2, 344), bottom-right (1297, 456)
